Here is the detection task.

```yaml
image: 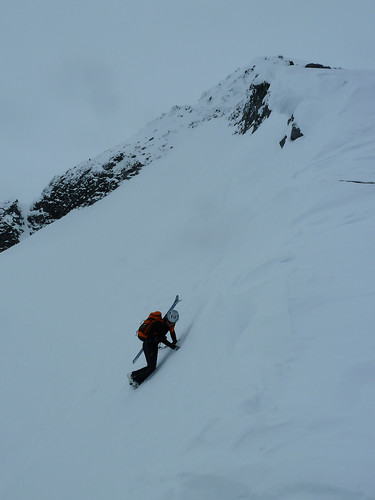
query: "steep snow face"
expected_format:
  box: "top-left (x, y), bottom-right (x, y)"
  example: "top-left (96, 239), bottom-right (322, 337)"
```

top-left (0, 56), bottom-right (351, 252)
top-left (1, 57), bottom-right (375, 500)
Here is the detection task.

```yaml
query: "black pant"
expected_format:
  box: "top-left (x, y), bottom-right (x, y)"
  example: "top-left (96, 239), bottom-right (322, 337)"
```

top-left (131, 341), bottom-right (158, 385)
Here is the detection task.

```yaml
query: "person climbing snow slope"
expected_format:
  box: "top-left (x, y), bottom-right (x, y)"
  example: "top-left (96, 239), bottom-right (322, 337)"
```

top-left (128, 309), bottom-right (180, 388)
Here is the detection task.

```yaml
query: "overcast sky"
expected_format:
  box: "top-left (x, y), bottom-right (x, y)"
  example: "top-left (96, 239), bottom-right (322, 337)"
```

top-left (1, 0), bottom-right (375, 203)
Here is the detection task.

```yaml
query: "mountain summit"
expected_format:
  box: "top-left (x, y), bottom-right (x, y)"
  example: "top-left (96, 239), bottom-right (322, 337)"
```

top-left (0, 55), bottom-right (347, 253)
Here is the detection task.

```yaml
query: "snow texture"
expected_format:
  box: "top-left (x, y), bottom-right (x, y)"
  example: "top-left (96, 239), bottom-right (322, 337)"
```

top-left (1, 56), bottom-right (375, 499)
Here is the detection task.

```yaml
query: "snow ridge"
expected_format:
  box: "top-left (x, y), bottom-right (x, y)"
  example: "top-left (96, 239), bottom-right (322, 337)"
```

top-left (0, 56), bottom-right (343, 253)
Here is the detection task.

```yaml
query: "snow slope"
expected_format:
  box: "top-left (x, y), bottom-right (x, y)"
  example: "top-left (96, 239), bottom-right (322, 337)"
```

top-left (1, 58), bottom-right (375, 499)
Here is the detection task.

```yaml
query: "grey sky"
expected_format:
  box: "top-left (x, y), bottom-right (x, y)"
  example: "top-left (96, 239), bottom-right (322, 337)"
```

top-left (1, 0), bottom-right (375, 202)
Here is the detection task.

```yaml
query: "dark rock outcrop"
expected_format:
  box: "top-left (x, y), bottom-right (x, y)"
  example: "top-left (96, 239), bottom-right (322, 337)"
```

top-left (28, 157), bottom-right (143, 233)
top-left (279, 115), bottom-right (304, 148)
top-left (290, 124), bottom-right (304, 141)
top-left (305, 63), bottom-right (332, 70)
top-left (0, 200), bottom-right (25, 252)
top-left (232, 82), bottom-right (272, 135)
top-left (279, 135), bottom-right (288, 149)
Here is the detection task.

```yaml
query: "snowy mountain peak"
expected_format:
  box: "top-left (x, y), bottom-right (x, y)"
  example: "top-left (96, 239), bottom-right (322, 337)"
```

top-left (0, 56), bottom-right (367, 253)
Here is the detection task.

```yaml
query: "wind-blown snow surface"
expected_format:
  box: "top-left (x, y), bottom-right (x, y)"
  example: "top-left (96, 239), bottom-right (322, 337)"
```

top-left (1, 59), bottom-right (375, 499)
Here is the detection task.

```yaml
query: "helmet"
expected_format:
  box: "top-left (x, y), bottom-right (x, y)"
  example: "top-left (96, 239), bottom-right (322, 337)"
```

top-left (166, 309), bottom-right (179, 324)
